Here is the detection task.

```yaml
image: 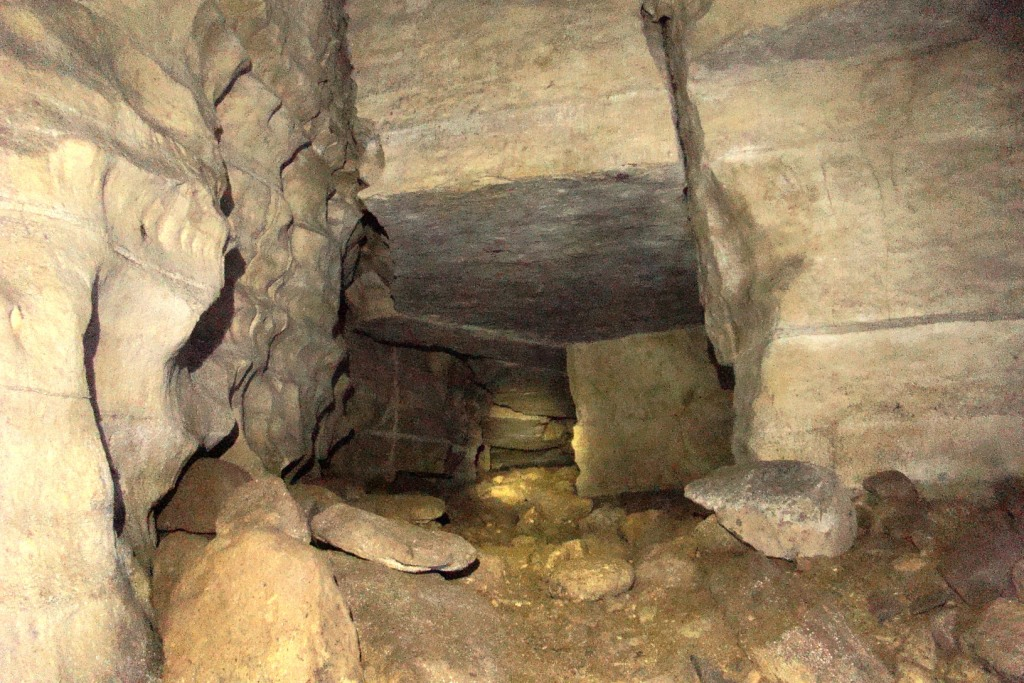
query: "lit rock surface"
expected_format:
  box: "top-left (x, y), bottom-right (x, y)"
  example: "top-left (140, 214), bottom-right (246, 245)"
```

top-left (0, 0), bottom-right (365, 676)
top-left (685, 461), bottom-right (857, 560)
top-left (547, 557), bottom-right (636, 602)
top-left (312, 502), bottom-right (477, 573)
top-left (349, 494), bottom-right (447, 524)
top-left (346, 0), bottom-right (700, 342)
top-left (655, 0), bottom-right (1024, 484)
top-left (568, 327), bottom-right (734, 496)
top-left (161, 529), bottom-right (362, 683)
top-left (214, 477), bottom-right (310, 543)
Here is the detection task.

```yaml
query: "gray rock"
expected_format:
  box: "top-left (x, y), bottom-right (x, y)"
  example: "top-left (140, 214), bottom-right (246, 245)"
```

top-left (579, 505), bottom-right (628, 537)
top-left (964, 598), bottom-right (1024, 682)
top-left (685, 461), bottom-right (857, 560)
top-left (312, 502), bottom-right (477, 573)
top-left (547, 557), bottom-right (635, 602)
top-left (937, 510), bottom-right (1024, 606)
top-left (288, 483), bottom-right (343, 520)
top-left (215, 478), bottom-right (310, 543)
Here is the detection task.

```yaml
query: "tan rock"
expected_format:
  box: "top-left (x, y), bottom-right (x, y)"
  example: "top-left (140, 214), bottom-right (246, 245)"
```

top-left (162, 529), bottom-right (362, 683)
top-left (349, 493), bottom-right (446, 524)
top-left (156, 458), bottom-right (253, 534)
top-left (312, 502), bottom-right (477, 573)
top-left (215, 477), bottom-right (310, 543)
top-left (568, 328), bottom-right (733, 497)
top-left (151, 532), bottom-right (211, 629)
top-left (547, 557), bottom-right (636, 602)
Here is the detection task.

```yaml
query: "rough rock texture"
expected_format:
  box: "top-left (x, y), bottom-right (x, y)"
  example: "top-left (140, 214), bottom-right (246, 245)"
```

top-left (312, 502), bottom-right (477, 573)
top-left (151, 532), bottom-right (211, 631)
top-left (0, 0), bottom-right (365, 676)
top-left (964, 598), bottom-right (1024, 682)
top-left (214, 477), bottom-right (310, 543)
top-left (330, 553), bottom-right (514, 683)
top-left (568, 327), bottom-right (733, 496)
top-left (156, 458), bottom-right (253, 534)
top-left (685, 461), bottom-right (857, 559)
top-left (346, 0), bottom-right (701, 342)
top-left (161, 529), bottom-right (362, 683)
top-left (349, 493), bottom-right (446, 524)
top-left (656, 0), bottom-right (1024, 484)
top-left (937, 511), bottom-right (1024, 606)
top-left (547, 557), bottom-right (636, 602)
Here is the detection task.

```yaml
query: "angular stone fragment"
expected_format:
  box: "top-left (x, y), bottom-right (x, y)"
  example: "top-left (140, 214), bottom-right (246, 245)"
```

top-left (349, 493), bottom-right (446, 524)
top-left (752, 605), bottom-right (895, 683)
top-left (547, 558), bottom-right (635, 602)
top-left (685, 461), bottom-right (857, 560)
top-left (156, 458), bottom-right (253, 534)
top-left (937, 511), bottom-right (1024, 606)
top-left (161, 529), bottom-right (362, 683)
top-left (215, 477), bottom-right (310, 543)
top-left (312, 502), bottom-right (477, 573)
top-left (963, 598), bottom-right (1024, 682)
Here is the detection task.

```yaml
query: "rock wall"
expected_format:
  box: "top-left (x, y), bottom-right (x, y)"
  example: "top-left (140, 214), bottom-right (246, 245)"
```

top-left (567, 327), bottom-right (734, 496)
top-left (0, 0), bottom-right (362, 678)
top-left (654, 0), bottom-right (1024, 485)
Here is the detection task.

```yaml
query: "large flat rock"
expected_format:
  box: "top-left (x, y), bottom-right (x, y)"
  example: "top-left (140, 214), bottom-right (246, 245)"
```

top-left (347, 0), bottom-right (700, 343)
top-left (568, 327), bottom-right (733, 496)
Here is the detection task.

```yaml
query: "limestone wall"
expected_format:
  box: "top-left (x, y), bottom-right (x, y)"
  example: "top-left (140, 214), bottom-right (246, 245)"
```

top-left (654, 0), bottom-right (1024, 485)
top-left (0, 1), bottom-right (362, 678)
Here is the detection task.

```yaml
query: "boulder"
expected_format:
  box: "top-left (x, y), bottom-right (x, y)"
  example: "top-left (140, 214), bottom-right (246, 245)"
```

top-left (547, 557), bottom-right (635, 602)
top-left (312, 502), bottom-right (477, 573)
top-left (685, 461), bottom-right (857, 560)
top-left (151, 532), bottom-right (211, 629)
top-left (963, 598), bottom-right (1024, 682)
top-left (329, 554), bottom-right (514, 682)
top-left (161, 529), bottom-right (362, 683)
top-left (156, 458), bottom-right (253, 534)
top-left (215, 477), bottom-right (309, 543)
top-left (937, 511), bottom-right (1024, 606)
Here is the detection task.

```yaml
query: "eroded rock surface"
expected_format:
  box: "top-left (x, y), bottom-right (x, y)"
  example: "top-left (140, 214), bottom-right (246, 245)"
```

top-left (156, 458), bottom-right (253, 535)
top-left (685, 461), bottom-right (857, 560)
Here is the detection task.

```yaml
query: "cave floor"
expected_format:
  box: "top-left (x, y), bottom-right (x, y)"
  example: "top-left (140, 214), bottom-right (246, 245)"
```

top-left (345, 467), bottom-right (1004, 682)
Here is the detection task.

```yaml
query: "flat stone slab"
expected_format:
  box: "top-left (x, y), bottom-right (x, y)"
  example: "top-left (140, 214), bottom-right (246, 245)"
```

top-left (349, 494), bottom-right (446, 524)
top-left (312, 502), bottom-right (477, 573)
top-left (685, 461), bottom-right (857, 560)
top-left (347, 0), bottom-right (700, 343)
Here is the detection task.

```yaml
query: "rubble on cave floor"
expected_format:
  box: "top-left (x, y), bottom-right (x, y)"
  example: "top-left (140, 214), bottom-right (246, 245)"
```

top-left (154, 463), bottom-right (1024, 682)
